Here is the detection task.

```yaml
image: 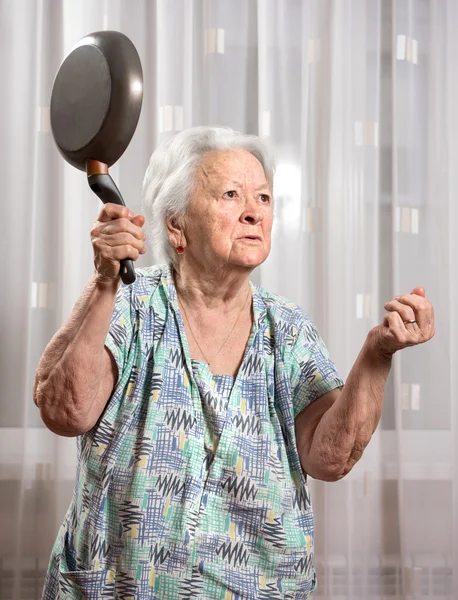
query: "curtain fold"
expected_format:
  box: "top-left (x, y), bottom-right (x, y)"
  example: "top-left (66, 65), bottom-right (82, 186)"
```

top-left (0, 1), bottom-right (456, 598)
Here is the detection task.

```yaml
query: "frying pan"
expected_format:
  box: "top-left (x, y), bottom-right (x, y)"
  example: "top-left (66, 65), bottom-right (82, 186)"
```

top-left (50, 31), bottom-right (143, 285)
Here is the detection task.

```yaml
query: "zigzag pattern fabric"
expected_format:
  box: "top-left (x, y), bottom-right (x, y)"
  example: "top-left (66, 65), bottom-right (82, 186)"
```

top-left (43, 265), bottom-right (343, 599)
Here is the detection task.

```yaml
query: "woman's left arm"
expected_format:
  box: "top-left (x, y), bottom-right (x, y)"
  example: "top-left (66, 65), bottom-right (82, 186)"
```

top-left (295, 287), bottom-right (435, 482)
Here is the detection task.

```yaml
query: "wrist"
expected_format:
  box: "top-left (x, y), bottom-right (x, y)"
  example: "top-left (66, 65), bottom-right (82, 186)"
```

top-left (363, 329), bottom-right (394, 369)
top-left (91, 271), bottom-right (122, 294)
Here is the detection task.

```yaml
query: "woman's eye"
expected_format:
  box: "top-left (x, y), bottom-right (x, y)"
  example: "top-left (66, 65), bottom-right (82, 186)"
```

top-left (260, 194), bottom-right (270, 203)
top-left (224, 190), bottom-right (237, 199)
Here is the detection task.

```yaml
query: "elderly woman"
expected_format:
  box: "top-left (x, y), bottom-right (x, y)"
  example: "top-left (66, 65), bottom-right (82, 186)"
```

top-left (35, 127), bottom-right (434, 599)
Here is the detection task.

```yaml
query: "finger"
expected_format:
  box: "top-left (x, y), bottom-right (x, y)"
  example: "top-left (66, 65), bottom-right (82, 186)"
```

top-left (131, 214), bottom-right (145, 228)
top-left (110, 244), bottom-right (141, 262)
top-left (410, 286), bottom-right (425, 297)
top-left (383, 311), bottom-right (404, 331)
top-left (94, 218), bottom-right (145, 241)
top-left (97, 203), bottom-right (134, 223)
top-left (395, 294), bottom-right (433, 328)
top-left (383, 300), bottom-right (416, 323)
top-left (95, 242), bottom-right (141, 264)
top-left (383, 312), bottom-right (413, 346)
top-left (97, 232), bottom-right (145, 253)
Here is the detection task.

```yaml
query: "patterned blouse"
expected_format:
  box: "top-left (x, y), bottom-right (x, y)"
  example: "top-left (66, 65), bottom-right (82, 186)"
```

top-left (43, 264), bottom-right (343, 600)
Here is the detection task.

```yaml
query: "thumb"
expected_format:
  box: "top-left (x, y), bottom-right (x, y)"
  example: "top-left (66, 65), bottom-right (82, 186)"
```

top-left (411, 286), bottom-right (425, 297)
top-left (131, 214), bottom-right (145, 227)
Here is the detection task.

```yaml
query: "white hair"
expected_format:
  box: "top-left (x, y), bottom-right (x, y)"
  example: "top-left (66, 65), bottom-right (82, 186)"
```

top-left (141, 126), bottom-right (276, 266)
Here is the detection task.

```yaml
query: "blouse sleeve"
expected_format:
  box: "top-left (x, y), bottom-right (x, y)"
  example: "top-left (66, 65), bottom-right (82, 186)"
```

top-left (290, 317), bottom-right (344, 418)
top-left (104, 283), bottom-right (135, 383)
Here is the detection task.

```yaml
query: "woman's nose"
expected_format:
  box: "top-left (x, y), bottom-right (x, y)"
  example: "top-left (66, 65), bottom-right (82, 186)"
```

top-left (240, 196), bottom-right (264, 224)
top-left (240, 210), bottom-right (263, 225)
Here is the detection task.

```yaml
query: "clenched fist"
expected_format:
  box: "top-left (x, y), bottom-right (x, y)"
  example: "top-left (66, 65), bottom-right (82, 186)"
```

top-left (371, 287), bottom-right (435, 359)
top-left (90, 203), bottom-right (146, 281)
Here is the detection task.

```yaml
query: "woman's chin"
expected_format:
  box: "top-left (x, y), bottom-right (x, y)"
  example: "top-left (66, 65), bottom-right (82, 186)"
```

top-left (230, 250), bottom-right (269, 269)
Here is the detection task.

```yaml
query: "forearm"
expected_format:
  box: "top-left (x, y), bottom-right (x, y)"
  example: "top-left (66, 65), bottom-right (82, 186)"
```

top-left (34, 274), bottom-right (119, 435)
top-left (306, 331), bottom-right (392, 480)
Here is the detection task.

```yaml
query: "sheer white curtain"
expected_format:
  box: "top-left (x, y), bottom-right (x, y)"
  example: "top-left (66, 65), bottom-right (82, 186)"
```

top-left (1, 1), bottom-right (456, 598)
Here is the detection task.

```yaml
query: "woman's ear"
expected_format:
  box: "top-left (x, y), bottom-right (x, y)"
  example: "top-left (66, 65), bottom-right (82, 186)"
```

top-left (166, 215), bottom-right (186, 250)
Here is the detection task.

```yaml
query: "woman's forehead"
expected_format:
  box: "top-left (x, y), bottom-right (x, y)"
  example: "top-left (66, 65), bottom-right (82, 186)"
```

top-left (197, 149), bottom-right (267, 186)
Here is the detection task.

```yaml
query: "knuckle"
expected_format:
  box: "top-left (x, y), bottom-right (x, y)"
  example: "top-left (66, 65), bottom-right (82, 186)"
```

top-left (392, 329), bottom-right (405, 341)
top-left (92, 237), bottom-right (103, 250)
top-left (108, 247), bottom-right (119, 260)
top-left (124, 233), bottom-right (138, 247)
top-left (100, 205), bottom-right (114, 219)
top-left (104, 204), bottom-right (125, 220)
top-left (123, 233), bottom-right (142, 249)
top-left (113, 233), bottom-right (126, 245)
top-left (100, 249), bottom-right (111, 261)
top-left (118, 218), bottom-right (131, 232)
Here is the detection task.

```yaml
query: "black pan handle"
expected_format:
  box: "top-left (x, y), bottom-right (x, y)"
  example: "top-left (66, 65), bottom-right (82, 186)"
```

top-left (87, 173), bottom-right (136, 285)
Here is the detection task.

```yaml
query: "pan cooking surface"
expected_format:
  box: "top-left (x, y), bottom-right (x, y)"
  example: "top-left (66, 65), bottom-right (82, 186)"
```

top-left (50, 45), bottom-right (111, 153)
top-left (50, 31), bottom-right (143, 170)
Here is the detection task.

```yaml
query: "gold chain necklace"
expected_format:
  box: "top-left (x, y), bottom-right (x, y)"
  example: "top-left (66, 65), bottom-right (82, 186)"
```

top-left (178, 286), bottom-right (250, 367)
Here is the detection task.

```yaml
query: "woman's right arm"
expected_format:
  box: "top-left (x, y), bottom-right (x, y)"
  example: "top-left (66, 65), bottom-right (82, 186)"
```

top-left (33, 203), bottom-right (146, 437)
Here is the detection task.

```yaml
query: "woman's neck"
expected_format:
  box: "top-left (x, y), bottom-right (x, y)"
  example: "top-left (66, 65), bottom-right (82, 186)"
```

top-left (173, 260), bottom-right (252, 311)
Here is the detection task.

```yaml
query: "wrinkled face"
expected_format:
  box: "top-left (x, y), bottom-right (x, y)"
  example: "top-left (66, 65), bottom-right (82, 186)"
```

top-left (179, 149), bottom-right (273, 270)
